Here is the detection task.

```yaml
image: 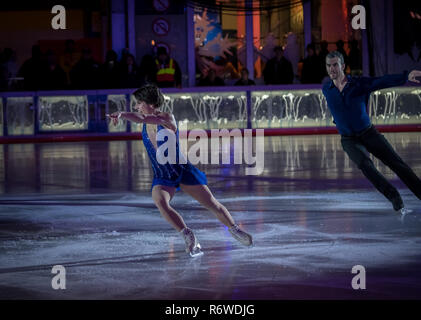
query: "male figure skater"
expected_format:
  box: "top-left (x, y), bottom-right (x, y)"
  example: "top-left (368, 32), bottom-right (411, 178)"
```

top-left (107, 85), bottom-right (252, 257)
top-left (322, 51), bottom-right (421, 213)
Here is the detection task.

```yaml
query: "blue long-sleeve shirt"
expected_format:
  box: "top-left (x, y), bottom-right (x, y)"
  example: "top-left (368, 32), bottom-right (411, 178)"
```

top-left (322, 71), bottom-right (409, 136)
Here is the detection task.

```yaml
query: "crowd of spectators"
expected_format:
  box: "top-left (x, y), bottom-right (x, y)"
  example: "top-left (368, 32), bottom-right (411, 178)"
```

top-left (195, 38), bottom-right (362, 87)
top-left (299, 39), bottom-right (362, 84)
top-left (0, 40), bottom-right (181, 91)
top-left (0, 38), bottom-right (362, 91)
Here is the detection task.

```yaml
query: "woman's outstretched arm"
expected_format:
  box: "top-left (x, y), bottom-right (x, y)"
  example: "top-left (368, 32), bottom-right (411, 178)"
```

top-left (107, 111), bottom-right (177, 132)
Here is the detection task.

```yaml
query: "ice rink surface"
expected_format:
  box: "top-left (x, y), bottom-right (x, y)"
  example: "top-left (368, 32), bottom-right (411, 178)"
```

top-left (0, 132), bottom-right (421, 299)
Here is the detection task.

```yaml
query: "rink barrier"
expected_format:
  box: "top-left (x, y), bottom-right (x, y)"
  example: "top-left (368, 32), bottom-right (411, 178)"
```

top-left (0, 84), bottom-right (420, 144)
top-left (1, 125), bottom-right (421, 144)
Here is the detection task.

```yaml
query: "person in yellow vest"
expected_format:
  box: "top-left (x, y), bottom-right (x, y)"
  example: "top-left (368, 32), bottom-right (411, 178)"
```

top-left (155, 47), bottom-right (182, 88)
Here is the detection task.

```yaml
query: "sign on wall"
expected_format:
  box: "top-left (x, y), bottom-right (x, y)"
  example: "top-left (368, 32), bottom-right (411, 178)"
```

top-left (152, 17), bottom-right (170, 36)
top-left (153, 0), bottom-right (170, 12)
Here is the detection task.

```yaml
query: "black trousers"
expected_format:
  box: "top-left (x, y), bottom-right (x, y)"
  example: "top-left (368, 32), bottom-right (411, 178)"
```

top-left (341, 125), bottom-right (421, 203)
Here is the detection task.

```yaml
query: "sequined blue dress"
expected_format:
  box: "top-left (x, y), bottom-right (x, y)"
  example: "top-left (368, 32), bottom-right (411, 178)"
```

top-left (141, 123), bottom-right (208, 190)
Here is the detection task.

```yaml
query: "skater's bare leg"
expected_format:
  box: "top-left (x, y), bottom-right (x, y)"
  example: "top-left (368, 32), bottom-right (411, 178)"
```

top-left (180, 184), bottom-right (235, 227)
top-left (180, 184), bottom-right (252, 246)
top-left (152, 185), bottom-right (186, 231)
top-left (152, 185), bottom-right (202, 256)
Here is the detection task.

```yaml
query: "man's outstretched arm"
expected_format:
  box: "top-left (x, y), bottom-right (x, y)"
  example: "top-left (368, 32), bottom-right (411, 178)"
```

top-left (365, 69), bottom-right (420, 93)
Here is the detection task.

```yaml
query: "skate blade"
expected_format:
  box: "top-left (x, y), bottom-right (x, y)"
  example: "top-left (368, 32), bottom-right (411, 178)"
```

top-left (240, 239), bottom-right (253, 247)
top-left (400, 208), bottom-right (413, 215)
top-left (189, 250), bottom-right (204, 258)
top-left (398, 208), bottom-right (414, 223)
top-left (232, 234), bottom-right (253, 247)
top-left (189, 243), bottom-right (203, 258)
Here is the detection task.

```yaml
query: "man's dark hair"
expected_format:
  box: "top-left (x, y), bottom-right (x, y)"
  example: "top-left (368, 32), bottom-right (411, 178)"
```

top-left (326, 51), bottom-right (345, 65)
top-left (133, 84), bottom-right (164, 109)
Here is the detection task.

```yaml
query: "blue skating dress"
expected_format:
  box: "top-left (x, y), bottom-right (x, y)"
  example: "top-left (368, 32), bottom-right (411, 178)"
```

top-left (142, 123), bottom-right (208, 190)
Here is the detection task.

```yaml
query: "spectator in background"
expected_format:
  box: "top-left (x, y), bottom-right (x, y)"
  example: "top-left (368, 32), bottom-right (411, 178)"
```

top-left (42, 50), bottom-right (66, 90)
top-left (119, 53), bottom-right (141, 88)
top-left (319, 40), bottom-right (330, 80)
top-left (348, 39), bottom-right (362, 76)
top-left (300, 43), bottom-right (322, 84)
top-left (100, 50), bottom-right (120, 88)
top-left (283, 32), bottom-right (300, 83)
top-left (0, 48), bottom-right (19, 91)
top-left (235, 68), bottom-right (255, 86)
top-left (18, 44), bottom-right (45, 90)
top-left (263, 46), bottom-right (294, 85)
top-left (139, 54), bottom-right (157, 86)
top-left (155, 47), bottom-right (182, 88)
top-left (119, 48), bottom-right (130, 69)
top-left (0, 49), bottom-right (8, 90)
top-left (59, 39), bottom-right (81, 87)
top-left (70, 47), bottom-right (99, 89)
top-left (335, 40), bottom-right (349, 68)
top-left (214, 56), bottom-right (240, 82)
top-left (198, 69), bottom-right (225, 86)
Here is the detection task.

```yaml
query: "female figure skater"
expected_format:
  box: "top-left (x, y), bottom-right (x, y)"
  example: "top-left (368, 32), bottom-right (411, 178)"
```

top-left (107, 84), bottom-right (253, 257)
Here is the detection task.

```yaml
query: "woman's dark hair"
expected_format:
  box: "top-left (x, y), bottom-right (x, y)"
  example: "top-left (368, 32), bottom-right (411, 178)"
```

top-left (132, 84), bottom-right (164, 109)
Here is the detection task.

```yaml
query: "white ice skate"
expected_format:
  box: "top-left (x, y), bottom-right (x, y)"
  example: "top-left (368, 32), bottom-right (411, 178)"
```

top-left (180, 227), bottom-right (203, 257)
top-left (229, 224), bottom-right (253, 247)
top-left (398, 207), bottom-right (414, 223)
top-left (399, 207), bottom-right (412, 215)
